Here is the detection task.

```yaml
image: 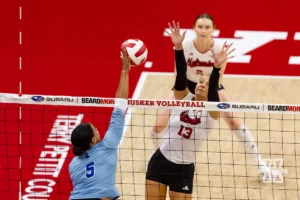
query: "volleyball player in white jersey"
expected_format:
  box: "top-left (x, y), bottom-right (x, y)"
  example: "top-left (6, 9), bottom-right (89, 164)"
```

top-left (145, 21), bottom-right (234, 200)
top-left (151, 14), bottom-right (277, 179)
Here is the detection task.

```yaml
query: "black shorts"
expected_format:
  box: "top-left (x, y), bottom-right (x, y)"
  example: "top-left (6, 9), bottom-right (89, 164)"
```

top-left (173, 79), bottom-right (225, 94)
top-left (146, 149), bottom-right (195, 194)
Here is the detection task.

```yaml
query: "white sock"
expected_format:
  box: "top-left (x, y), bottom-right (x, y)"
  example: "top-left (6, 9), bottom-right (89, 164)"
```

top-left (150, 130), bottom-right (163, 152)
top-left (233, 124), bottom-right (265, 167)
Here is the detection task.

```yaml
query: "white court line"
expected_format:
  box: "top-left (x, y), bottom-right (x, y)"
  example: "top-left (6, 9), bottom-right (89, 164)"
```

top-left (19, 82), bottom-right (22, 95)
top-left (224, 74), bottom-right (300, 79)
top-left (19, 7), bottom-right (22, 20)
top-left (144, 71), bottom-right (300, 80)
top-left (119, 70), bottom-right (300, 144)
top-left (19, 57), bottom-right (22, 70)
top-left (19, 8), bottom-right (22, 200)
top-left (19, 32), bottom-right (22, 45)
top-left (19, 181), bottom-right (22, 200)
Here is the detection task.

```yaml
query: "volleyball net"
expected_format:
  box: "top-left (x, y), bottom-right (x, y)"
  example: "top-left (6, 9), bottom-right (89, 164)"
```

top-left (0, 93), bottom-right (299, 200)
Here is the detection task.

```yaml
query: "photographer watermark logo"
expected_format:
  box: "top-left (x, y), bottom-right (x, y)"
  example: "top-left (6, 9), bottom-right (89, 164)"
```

top-left (261, 159), bottom-right (288, 184)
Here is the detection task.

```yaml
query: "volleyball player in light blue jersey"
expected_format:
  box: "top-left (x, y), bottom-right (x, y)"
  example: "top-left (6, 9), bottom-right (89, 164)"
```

top-left (69, 48), bottom-right (131, 200)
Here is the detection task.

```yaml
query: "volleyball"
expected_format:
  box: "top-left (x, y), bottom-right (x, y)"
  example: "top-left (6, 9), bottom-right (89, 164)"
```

top-left (121, 39), bottom-right (148, 66)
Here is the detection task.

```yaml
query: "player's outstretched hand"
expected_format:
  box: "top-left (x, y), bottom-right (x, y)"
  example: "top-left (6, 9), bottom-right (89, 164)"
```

top-left (121, 48), bottom-right (131, 72)
top-left (165, 21), bottom-right (186, 49)
top-left (211, 41), bottom-right (235, 68)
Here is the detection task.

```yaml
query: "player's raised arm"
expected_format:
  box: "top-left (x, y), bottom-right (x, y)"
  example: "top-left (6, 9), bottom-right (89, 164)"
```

top-left (208, 41), bottom-right (235, 119)
top-left (103, 48), bottom-right (131, 148)
top-left (166, 21), bottom-right (189, 100)
top-left (115, 48), bottom-right (131, 99)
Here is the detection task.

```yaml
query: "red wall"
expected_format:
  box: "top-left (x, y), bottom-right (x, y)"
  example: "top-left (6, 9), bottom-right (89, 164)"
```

top-left (1, 0), bottom-right (300, 97)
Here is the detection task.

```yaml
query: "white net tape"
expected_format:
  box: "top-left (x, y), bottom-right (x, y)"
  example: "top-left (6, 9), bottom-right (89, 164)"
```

top-left (1, 93), bottom-right (299, 114)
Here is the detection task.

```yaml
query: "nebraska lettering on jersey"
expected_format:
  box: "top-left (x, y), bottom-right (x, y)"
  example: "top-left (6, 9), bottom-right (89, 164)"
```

top-left (180, 110), bottom-right (202, 125)
top-left (187, 57), bottom-right (214, 68)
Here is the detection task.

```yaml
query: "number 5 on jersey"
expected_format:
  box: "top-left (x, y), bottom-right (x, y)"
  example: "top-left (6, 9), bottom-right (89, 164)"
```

top-left (86, 162), bottom-right (95, 178)
top-left (178, 125), bottom-right (193, 139)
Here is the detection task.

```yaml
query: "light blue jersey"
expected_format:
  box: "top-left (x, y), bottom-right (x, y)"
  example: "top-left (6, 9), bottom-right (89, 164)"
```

top-left (69, 106), bottom-right (126, 200)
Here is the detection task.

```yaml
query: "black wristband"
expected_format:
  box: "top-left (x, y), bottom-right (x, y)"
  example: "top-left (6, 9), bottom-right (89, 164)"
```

top-left (208, 66), bottom-right (221, 102)
top-left (174, 50), bottom-right (187, 91)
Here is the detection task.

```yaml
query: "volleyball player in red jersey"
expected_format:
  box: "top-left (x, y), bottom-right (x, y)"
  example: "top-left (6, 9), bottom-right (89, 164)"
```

top-left (146, 20), bottom-right (233, 200)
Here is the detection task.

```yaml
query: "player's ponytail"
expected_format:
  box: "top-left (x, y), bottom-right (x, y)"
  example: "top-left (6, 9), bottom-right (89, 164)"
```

top-left (71, 122), bottom-right (94, 156)
top-left (73, 146), bottom-right (85, 156)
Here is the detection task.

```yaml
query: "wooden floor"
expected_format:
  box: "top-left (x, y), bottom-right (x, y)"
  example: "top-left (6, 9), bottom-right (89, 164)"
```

top-left (116, 73), bottom-right (300, 200)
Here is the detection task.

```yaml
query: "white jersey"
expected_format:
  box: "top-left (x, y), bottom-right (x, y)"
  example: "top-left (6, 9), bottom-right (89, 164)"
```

top-left (182, 39), bottom-right (222, 83)
top-left (159, 93), bottom-right (215, 164)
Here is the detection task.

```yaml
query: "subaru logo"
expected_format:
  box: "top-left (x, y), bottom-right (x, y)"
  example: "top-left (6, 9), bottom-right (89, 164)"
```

top-left (31, 96), bottom-right (45, 102)
top-left (217, 103), bottom-right (230, 109)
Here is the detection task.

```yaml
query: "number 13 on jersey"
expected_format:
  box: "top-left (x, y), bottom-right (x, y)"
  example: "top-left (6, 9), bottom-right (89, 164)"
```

top-left (178, 125), bottom-right (193, 139)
